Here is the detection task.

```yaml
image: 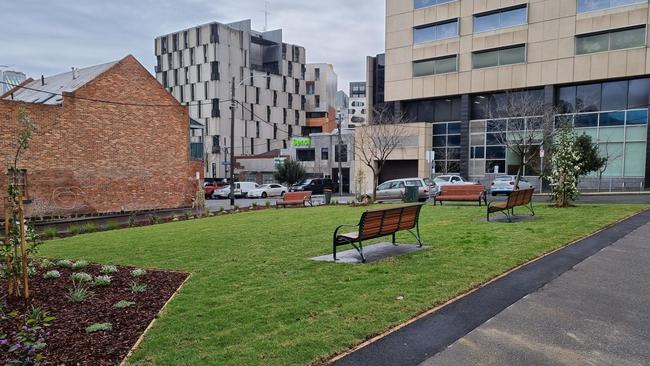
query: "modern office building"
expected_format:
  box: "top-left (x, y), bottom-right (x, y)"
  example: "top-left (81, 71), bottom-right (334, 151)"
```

top-left (348, 81), bottom-right (369, 127)
top-left (385, 0), bottom-right (650, 188)
top-left (154, 19), bottom-right (307, 179)
top-left (336, 90), bottom-right (350, 126)
top-left (366, 53), bottom-right (389, 117)
top-left (304, 63), bottom-right (338, 134)
top-left (1, 70), bottom-right (26, 93)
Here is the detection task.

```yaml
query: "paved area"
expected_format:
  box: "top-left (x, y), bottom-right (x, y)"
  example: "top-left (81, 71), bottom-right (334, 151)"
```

top-left (332, 209), bottom-right (650, 366)
top-left (311, 243), bottom-right (427, 264)
top-left (421, 220), bottom-right (650, 366)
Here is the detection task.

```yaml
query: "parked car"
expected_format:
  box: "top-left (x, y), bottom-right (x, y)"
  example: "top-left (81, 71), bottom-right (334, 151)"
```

top-left (247, 183), bottom-right (287, 198)
top-left (490, 175), bottom-right (535, 196)
top-left (290, 178), bottom-right (334, 194)
top-left (213, 182), bottom-right (260, 199)
top-left (375, 178), bottom-right (431, 202)
top-left (431, 175), bottom-right (473, 195)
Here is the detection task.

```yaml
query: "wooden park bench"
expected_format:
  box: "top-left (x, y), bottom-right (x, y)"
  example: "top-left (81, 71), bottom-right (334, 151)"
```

top-left (487, 188), bottom-right (535, 222)
top-left (276, 191), bottom-right (312, 208)
top-left (332, 204), bottom-right (424, 262)
top-left (434, 184), bottom-right (487, 206)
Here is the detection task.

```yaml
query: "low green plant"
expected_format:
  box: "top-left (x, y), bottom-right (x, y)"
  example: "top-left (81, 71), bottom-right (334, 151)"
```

top-left (172, 215), bottom-right (179, 222)
top-left (100, 265), bottom-right (118, 274)
top-left (128, 214), bottom-right (138, 227)
top-left (251, 202), bottom-right (258, 209)
top-left (233, 204), bottom-right (240, 211)
top-left (219, 207), bottom-right (225, 213)
top-left (93, 275), bottom-right (112, 287)
top-left (148, 214), bottom-right (160, 225)
top-left (68, 225), bottom-right (82, 236)
top-left (43, 270), bottom-right (60, 279)
top-left (56, 259), bottom-right (73, 269)
top-left (85, 322), bottom-right (112, 334)
top-left (130, 282), bottom-right (147, 293)
top-left (113, 300), bottom-right (136, 309)
top-left (82, 222), bottom-right (97, 233)
top-left (70, 272), bottom-right (93, 283)
top-left (68, 285), bottom-right (93, 303)
top-left (264, 200), bottom-right (271, 208)
top-left (71, 260), bottom-right (89, 270)
top-left (1, 306), bottom-right (55, 365)
top-left (43, 226), bottom-right (58, 239)
top-left (105, 220), bottom-right (119, 231)
top-left (130, 268), bottom-right (146, 277)
top-left (38, 258), bottom-right (54, 269)
top-left (183, 211), bottom-right (192, 220)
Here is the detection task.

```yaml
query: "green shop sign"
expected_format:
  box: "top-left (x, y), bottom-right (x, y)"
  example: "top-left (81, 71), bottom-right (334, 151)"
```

top-left (291, 137), bottom-right (311, 147)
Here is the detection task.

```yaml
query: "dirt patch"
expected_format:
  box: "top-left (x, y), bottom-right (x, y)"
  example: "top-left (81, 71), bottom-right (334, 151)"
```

top-left (1, 263), bottom-right (189, 365)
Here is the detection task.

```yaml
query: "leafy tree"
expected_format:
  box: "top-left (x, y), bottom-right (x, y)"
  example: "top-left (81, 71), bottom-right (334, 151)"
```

top-left (273, 158), bottom-right (305, 187)
top-left (549, 126), bottom-right (581, 207)
top-left (575, 134), bottom-right (606, 177)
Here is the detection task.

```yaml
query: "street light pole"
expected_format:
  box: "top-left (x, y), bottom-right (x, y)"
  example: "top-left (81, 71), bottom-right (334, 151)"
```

top-left (229, 77), bottom-right (236, 206)
top-left (336, 117), bottom-right (343, 196)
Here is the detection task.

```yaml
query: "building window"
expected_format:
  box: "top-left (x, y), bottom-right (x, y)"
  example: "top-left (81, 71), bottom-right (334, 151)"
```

top-left (556, 78), bottom-right (650, 114)
top-left (433, 122), bottom-right (462, 174)
top-left (196, 27), bottom-right (201, 45)
top-left (306, 81), bottom-right (315, 95)
top-left (273, 91), bottom-right (278, 106)
top-left (211, 61), bottom-right (219, 80)
top-left (183, 31), bottom-right (189, 48)
top-left (162, 71), bottom-right (168, 87)
top-left (472, 44), bottom-right (526, 69)
top-left (293, 48), bottom-right (300, 63)
top-left (413, 55), bottom-right (457, 76)
top-left (273, 124), bottom-right (277, 139)
top-left (301, 64), bottom-right (306, 80)
top-left (189, 48), bottom-right (195, 65)
top-left (197, 100), bottom-right (202, 118)
top-left (184, 67), bottom-right (189, 84)
top-left (210, 24), bottom-right (219, 43)
top-left (267, 139), bottom-right (271, 152)
top-left (414, 19), bottom-right (458, 44)
top-left (283, 76), bottom-right (287, 92)
top-left (212, 98), bottom-right (220, 117)
top-left (335, 145), bottom-right (347, 162)
top-left (172, 34), bottom-right (178, 51)
top-left (191, 84), bottom-right (195, 100)
top-left (203, 44), bottom-right (208, 63)
top-left (256, 121), bottom-right (261, 138)
top-left (414, 0), bottom-right (455, 9)
top-left (197, 65), bottom-right (202, 82)
top-left (161, 36), bottom-right (168, 54)
top-left (576, 26), bottom-right (646, 55)
top-left (315, 95), bottom-right (320, 108)
top-left (296, 149), bottom-right (315, 161)
top-left (295, 79), bottom-right (300, 93)
top-left (294, 111), bottom-right (300, 126)
top-left (283, 109), bottom-right (287, 124)
top-left (321, 147), bottom-right (329, 160)
top-left (288, 94), bottom-right (293, 107)
top-left (267, 106), bottom-right (271, 123)
top-left (301, 96), bottom-right (306, 110)
top-left (315, 68), bottom-right (320, 80)
top-left (577, 0), bottom-right (646, 13)
top-left (250, 138), bottom-right (255, 155)
top-left (288, 61), bottom-right (293, 76)
top-left (474, 5), bottom-right (527, 33)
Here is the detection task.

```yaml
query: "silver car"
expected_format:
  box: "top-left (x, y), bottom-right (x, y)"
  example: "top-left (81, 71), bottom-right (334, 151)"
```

top-left (375, 178), bottom-right (431, 202)
top-left (490, 175), bottom-right (534, 196)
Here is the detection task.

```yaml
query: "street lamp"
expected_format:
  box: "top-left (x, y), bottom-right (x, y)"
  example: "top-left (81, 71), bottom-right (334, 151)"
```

top-left (228, 74), bottom-right (271, 206)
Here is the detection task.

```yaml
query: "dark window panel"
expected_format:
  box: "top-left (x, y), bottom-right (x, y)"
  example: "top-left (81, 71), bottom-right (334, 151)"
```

top-left (628, 78), bottom-right (650, 109)
top-left (576, 83), bottom-right (601, 112)
top-left (575, 113), bottom-right (598, 127)
top-left (599, 111), bottom-right (625, 126)
top-left (601, 80), bottom-right (628, 111)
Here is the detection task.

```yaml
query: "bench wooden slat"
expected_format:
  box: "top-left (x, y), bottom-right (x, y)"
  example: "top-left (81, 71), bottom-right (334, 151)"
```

top-left (486, 188), bottom-right (535, 222)
top-left (435, 184), bottom-right (486, 206)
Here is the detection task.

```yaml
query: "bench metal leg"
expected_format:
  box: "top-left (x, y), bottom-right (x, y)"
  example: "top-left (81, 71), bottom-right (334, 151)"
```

top-left (407, 223), bottom-right (423, 247)
top-left (392, 232), bottom-right (397, 246)
top-left (349, 241), bottom-right (365, 262)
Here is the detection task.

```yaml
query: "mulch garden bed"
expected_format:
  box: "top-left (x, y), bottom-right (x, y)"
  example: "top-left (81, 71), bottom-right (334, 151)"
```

top-left (1, 262), bottom-right (189, 365)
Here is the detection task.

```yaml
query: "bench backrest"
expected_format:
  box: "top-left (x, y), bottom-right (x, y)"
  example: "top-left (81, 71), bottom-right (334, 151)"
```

top-left (358, 204), bottom-right (423, 240)
top-left (283, 191), bottom-right (311, 201)
top-left (440, 184), bottom-right (484, 196)
top-left (505, 188), bottom-right (534, 208)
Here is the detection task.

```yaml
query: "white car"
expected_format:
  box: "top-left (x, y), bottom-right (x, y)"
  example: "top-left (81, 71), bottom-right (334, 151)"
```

top-left (213, 186), bottom-right (231, 199)
top-left (375, 178), bottom-right (431, 202)
top-left (246, 184), bottom-right (287, 198)
top-left (490, 175), bottom-right (535, 196)
top-left (213, 182), bottom-right (260, 199)
top-left (432, 175), bottom-right (473, 194)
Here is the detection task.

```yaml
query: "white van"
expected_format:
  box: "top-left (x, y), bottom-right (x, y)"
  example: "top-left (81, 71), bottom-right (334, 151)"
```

top-left (233, 182), bottom-right (259, 198)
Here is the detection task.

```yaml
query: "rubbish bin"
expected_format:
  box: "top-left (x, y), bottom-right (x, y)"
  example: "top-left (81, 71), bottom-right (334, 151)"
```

top-left (403, 186), bottom-right (419, 203)
top-left (323, 189), bottom-right (332, 205)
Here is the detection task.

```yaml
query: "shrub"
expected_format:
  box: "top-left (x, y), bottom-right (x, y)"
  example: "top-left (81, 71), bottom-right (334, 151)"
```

top-left (148, 214), bottom-right (160, 225)
top-left (128, 214), bottom-right (137, 227)
top-left (81, 223), bottom-right (97, 233)
top-left (233, 204), bottom-right (240, 211)
top-left (68, 285), bottom-right (93, 303)
top-left (56, 259), bottom-right (74, 269)
top-left (85, 323), bottom-right (112, 334)
top-left (172, 215), bottom-right (179, 222)
top-left (43, 270), bottom-right (61, 279)
top-left (113, 300), bottom-right (136, 309)
top-left (93, 275), bottom-right (112, 287)
top-left (130, 282), bottom-right (147, 293)
top-left (130, 268), bottom-right (146, 277)
top-left (251, 202), bottom-right (258, 209)
top-left (100, 265), bottom-right (118, 274)
top-left (43, 226), bottom-right (58, 239)
top-left (71, 260), bottom-right (89, 270)
top-left (105, 220), bottom-right (119, 231)
top-left (264, 200), bottom-right (271, 208)
top-left (70, 272), bottom-right (93, 283)
top-left (68, 225), bottom-right (82, 236)
top-left (38, 258), bottom-right (54, 269)
top-left (219, 207), bottom-right (225, 213)
top-left (183, 211), bottom-right (192, 220)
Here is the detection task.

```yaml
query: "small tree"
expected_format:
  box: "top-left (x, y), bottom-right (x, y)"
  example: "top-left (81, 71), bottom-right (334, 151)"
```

top-left (273, 158), bottom-right (306, 187)
top-left (354, 106), bottom-right (408, 200)
top-left (575, 134), bottom-right (606, 178)
top-left (549, 126), bottom-right (581, 207)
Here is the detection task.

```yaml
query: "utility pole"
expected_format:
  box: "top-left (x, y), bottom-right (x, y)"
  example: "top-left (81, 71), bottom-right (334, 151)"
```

top-left (229, 77), bottom-right (236, 206)
top-left (336, 117), bottom-right (344, 196)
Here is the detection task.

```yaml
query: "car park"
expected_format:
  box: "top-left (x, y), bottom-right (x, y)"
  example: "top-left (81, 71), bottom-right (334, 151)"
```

top-left (247, 184), bottom-right (287, 198)
top-left (290, 178), bottom-right (334, 195)
top-left (375, 178), bottom-right (431, 202)
top-left (490, 175), bottom-right (535, 195)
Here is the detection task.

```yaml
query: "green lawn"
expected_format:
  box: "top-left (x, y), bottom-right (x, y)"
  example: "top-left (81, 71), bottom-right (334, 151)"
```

top-left (39, 203), bottom-right (646, 365)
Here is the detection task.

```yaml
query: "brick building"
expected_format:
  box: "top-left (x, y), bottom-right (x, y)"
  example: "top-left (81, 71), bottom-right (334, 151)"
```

top-left (0, 55), bottom-right (202, 218)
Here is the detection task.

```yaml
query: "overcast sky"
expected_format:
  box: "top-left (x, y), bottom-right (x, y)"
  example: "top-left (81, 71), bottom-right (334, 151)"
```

top-left (1, 0), bottom-right (385, 92)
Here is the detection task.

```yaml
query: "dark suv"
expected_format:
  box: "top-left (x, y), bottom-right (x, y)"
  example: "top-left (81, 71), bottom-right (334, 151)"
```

top-left (290, 178), bottom-right (334, 194)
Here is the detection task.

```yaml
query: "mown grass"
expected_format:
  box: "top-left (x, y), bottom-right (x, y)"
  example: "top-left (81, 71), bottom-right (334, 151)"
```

top-left (39, 203), bottom-right (646, 365)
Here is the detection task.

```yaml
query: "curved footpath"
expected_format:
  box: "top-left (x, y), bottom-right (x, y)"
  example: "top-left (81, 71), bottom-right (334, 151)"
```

top-left (331, 209), bottom-right (650, 366)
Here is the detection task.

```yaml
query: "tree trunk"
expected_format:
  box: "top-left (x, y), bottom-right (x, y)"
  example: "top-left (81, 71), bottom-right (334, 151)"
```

top-left (372, 173), bottom-right (379, 201)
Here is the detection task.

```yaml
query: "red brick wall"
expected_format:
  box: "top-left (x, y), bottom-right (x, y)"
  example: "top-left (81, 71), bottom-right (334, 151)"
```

top-left (0, 55), bottom-right (199, 218)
